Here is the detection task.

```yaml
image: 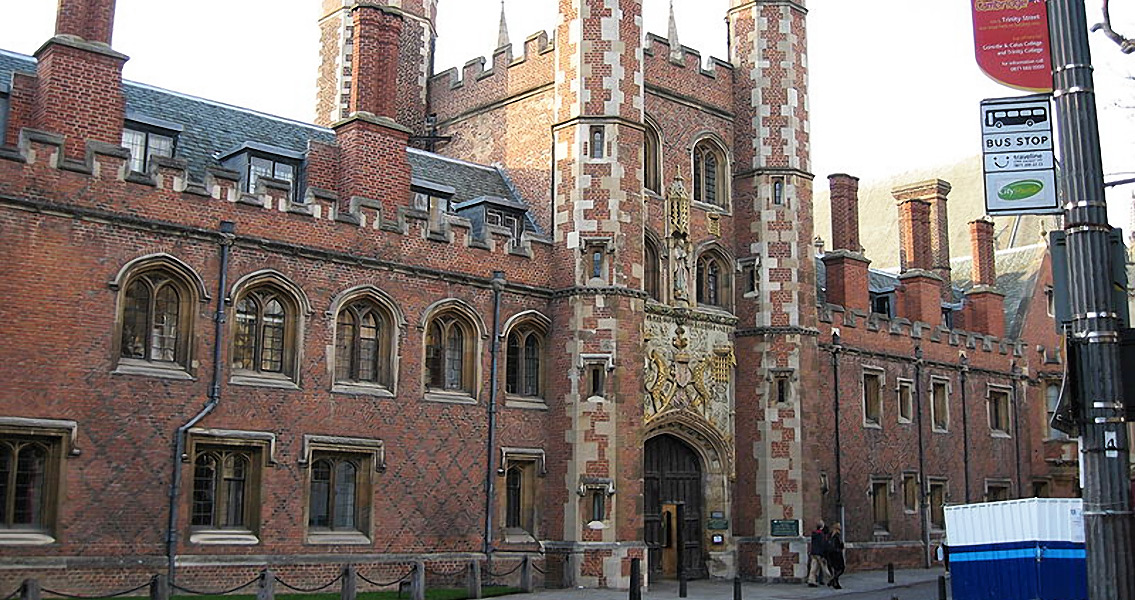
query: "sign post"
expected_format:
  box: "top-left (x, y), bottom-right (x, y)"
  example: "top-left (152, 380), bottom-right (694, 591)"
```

top-left (1045, 0), bottom-right (1135, 598)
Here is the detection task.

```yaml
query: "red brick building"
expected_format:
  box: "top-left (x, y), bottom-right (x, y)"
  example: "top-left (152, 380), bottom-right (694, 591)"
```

top-left (0, 0), bottom-right (1073, 591)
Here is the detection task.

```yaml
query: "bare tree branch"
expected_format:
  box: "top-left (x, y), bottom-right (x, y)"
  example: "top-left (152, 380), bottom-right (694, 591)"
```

top-left (1091, 0), bottom-right (1135, 54)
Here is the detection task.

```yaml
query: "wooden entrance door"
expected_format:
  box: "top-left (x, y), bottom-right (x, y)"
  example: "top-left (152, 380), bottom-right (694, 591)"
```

top-left (644, 434), bottom-right (705, 580)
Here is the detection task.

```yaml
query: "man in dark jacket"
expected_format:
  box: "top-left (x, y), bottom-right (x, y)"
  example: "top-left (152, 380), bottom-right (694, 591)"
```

top-left (806, 521), bottom-right (831, 586)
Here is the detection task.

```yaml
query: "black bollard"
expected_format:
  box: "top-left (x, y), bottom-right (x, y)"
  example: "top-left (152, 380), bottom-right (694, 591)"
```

top-left (678, 574), bottom-right (687, 599)
top-left (629, 559), bottom-right (641, 600)
top-left (938, 575), bottom-right (947, 600)
top-left (887, 563), bottom-right (895, 584)
top-left (733, 576), bottom-right (741, 600)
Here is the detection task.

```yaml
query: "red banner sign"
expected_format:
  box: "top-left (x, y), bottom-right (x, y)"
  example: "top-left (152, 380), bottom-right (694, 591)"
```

top-left (972, 0), bottom-right (1053, 92)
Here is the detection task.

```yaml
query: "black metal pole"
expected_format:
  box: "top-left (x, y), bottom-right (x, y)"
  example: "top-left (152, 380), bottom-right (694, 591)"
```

top-left (913, 346), bottom-right (930, 568)
top-left (831, 332), bottom-right (844, 530)
top-left (1048, 1), bottom-right (1135, 598)
top-left (959, 354), bottom-right (971, 504)
top-left (484, 271), bottom-right (507, 557)
top-left (630, 558), bottom-right (641, 600)
top-left (1011, 363), bottom-right (1023, 498)
top-left (676, 503), bottom-right (687, 598)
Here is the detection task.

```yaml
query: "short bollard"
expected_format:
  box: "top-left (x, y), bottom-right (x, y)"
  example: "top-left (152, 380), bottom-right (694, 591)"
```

top-left (20, 579), bottom-right (40, 600)
top-left (678, 573), bottom-right (687, 598)
top-left (629, 558), bottom-right (641, 600)
top-left (341, 565), bottom-right (357, 600)
top-left (733, 576), bottom-right (742, 600)
top-left (938, 575), bottom-right (947, 600)
top-left (887, 563), bottom-right (895, 584)
top-left (150, 574), bottom-right (169, 600)
top-left (257, 570), bottom-right (275, 600)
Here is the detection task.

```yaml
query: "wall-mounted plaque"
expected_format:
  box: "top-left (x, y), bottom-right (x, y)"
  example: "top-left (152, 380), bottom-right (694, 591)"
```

top-left (770, 519), bottom-right (799, 537)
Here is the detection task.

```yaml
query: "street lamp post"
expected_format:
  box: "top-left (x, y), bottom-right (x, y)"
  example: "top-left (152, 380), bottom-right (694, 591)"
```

top-left (1048, 1), bottom-right (1135, 597)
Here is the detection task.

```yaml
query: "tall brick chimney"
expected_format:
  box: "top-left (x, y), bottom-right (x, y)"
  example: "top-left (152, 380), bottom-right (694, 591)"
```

top-left (331, 4), bottom-right (412, 216)
top-left (926, 180), bottom-right (952, 293)
top-left (822, 174), bottom-right (871, 312)
top-left (349, 4), bottom-right (403, 120)
top-left (963, 218), bottom-right (1005, 337)
top-left (893, 182), bottom-right (943, 326)
top-left (316, 0), bottom-right (437, 129)
top-left (31, 0), bottom-right (126, 159)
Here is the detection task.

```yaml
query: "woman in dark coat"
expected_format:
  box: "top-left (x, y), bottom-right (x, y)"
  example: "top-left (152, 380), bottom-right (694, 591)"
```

top-left (826, 522), bottom-right (846, 589)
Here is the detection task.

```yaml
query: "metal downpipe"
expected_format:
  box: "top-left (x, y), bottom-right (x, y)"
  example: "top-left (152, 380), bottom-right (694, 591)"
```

top-left (483, 271), bottom-right (507, 557)
top-left (165, 221), bottom-right (235, 584)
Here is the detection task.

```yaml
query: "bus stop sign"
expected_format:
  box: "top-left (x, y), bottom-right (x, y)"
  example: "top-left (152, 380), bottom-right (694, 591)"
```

top-left (980, 95), bottom-right (1059, 216)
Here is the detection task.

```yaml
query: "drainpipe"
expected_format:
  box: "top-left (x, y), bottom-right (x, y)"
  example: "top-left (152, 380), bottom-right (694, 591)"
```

top-left (960, 353), bottom-right (971, 504)
top-left (830, 330), bottom-right (845, 531)
top-left (166, 221), bottom-right (235, 584)
top-left (1011, 362), bottom-right (1023, 497)
top-left (484, 271), bottom-right (507, 556)
top-left (913, 345), bottom-right (930, 568)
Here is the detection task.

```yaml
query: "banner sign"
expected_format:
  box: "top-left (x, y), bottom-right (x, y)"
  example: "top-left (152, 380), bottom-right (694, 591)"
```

top-left (980, 95), bottom-right (1060, 215)
top-left (972, 0), bottom-right (1053, 92)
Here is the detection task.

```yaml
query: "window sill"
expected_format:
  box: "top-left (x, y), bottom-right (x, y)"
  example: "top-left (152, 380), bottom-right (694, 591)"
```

top-left (113, 359), bottom-right (194, 381)
top-left (504, 396), bottom-right (548, 410)
top-left (990, 431), bottom-right (1012, 439)
top-left (230, 372), bottom-right (299, 390)
top-left (863, 421), bottom-right (883, 430)
top-left (932, 427), bottom-right (950, 434)
top-left (332, 383), bottom-right (395, 398)
top-left (897, 418), bottom-right (913, 425)
top-left (424, 390), bottom-right (476, 405)
top-left (501, 528), bottom-right (538, 544)
top-left (0, 531), bottom-right (55, 545)
top-left (190, 531), bottom-right (260, 545)
top-left (305, 531), bottom-right (371, 545)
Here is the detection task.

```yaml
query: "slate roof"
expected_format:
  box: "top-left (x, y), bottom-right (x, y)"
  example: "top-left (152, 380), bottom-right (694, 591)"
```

top-left (952, 243), bottom-right (1049, 339)
top-left (0, 48), bottom-right (530, 214)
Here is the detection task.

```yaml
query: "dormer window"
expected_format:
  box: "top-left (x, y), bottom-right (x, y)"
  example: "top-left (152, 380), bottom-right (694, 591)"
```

top-left (0, 82), bottom-right (10, 146)
top-left (122, 116), bottom-right (180, 174)
top-left (870, 292), bottom-right (895, 318)
top-left (220, 142), bottom-right (305, 201)
top-left (249, 156), bottom-right (296, 196)
top-left (486, 209), bottom-right (523, 247)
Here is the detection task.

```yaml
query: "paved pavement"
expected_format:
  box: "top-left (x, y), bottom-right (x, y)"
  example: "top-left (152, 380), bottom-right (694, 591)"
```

top-left (520, 569), bottom-right (950, 600)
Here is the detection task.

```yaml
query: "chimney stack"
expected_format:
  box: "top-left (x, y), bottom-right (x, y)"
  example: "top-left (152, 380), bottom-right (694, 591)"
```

top-left (963, 217), bottom-right (1005, 337)
top-left (822, 174), bottom-right (871, 312)
top-left (893, 181), bottom-right (945, 326)
top-left (349, 4), bottom-right (404, 120)
top-left (55, 0), bottom-right (117, 45)
top-left (330, 4), bottom-right (412, 217)
top-left (29, 0), bottom-right (126, 159)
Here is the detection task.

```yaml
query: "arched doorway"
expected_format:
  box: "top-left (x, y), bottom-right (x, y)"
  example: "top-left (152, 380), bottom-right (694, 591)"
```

top-left (644, 434), bottom-right (705, 580)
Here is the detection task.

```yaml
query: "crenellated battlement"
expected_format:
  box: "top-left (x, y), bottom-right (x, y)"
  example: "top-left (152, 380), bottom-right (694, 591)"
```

top-left (818, 302), bottom-right (1026, 359)
top-left (428, 31), bottom-right (556, 124)
top-left (642, 33), bottom-right (734, 113)
top-left (0, 128), bottom-right (553, 269)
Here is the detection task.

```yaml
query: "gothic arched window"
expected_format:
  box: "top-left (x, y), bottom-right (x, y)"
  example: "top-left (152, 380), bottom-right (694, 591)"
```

top-left (335, 300), bottom-right (394, 388)
top-left (692, 140), bottom-right (728, 207)
top-left (426, 311), bottom-right (477, 394)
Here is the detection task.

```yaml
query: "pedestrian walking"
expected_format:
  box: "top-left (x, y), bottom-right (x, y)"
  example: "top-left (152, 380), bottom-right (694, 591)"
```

top-left (826, 522), bottom-right (845, 589)
top-left (806, 521), bottom-right (831, 587)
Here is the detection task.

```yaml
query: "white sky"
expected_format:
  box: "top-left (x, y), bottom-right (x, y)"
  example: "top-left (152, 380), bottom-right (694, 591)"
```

top-left (2, 0), bottom-right (1133, 228)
